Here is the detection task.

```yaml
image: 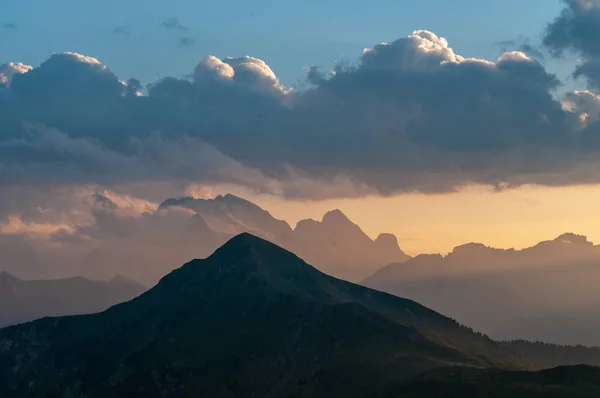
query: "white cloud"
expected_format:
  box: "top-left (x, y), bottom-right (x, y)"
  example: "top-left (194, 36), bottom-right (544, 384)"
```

top-left (0, 62), bottom-right (32, 87)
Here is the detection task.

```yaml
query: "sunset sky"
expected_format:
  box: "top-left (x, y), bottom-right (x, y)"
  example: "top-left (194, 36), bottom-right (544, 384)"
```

top-left (205, 184), bottom-right (600, 255)
top-left (3, 0), bottom-right (600, 256)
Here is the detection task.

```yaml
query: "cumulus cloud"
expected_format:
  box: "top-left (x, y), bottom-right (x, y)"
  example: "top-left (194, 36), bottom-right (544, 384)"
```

top-left (562, 90), bottom-right (600, 129)
top-left (150, 54), bottom-right (289, 105)
top-left (10, 52), bottom-right (124, 100)
top-left (0, 62), bottom-right (32, 87)
top-left (250, 31), bottom-right (573, 193)
top-left (4, 30), bottom-right (600, 199)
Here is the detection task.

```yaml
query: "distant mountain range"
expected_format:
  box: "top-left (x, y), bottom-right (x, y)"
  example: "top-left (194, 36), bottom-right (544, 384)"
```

top-left (2, 234), bottom-right (600, 397)
top-left (363, 233), bottom-right (600, 346)
top-left (157, 194), bottom-right (409, 281)
top-left (0, 272), bottom-right (145, 327)
top-left (6, 193), bottom-right (600, 348)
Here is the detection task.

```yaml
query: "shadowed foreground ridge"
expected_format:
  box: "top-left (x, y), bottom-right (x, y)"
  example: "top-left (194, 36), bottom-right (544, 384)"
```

top-left (2, 233), bottom-right (600, 397)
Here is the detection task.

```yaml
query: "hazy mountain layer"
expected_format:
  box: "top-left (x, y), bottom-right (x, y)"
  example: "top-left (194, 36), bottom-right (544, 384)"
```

top-left (363, 233), bottom-right (600, 346)
top-left (0, 272), bottom-right (146, 327)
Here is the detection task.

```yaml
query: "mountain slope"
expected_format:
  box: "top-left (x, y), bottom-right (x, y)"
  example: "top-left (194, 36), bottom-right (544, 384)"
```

top-left (0, 272), bottom-right (146, 327)
top-left (1, 234), bottom-right (600, 398)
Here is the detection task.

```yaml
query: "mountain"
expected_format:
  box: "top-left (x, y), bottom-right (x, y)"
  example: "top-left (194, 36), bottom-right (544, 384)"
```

top-left (0, 272), bottom-right (146, 327)
top-left (2, 234), bottom-right (600, 397)
top-left (293, 209), bottom-right (409, 280)
top-left (160, 195), bottom-right (409, 281)
top-left (158, 194), bottom-right (293, 241)
top-left (363, 234), bottom-right (600, 346)
top-left (77, 211), bottom-right (232, 285)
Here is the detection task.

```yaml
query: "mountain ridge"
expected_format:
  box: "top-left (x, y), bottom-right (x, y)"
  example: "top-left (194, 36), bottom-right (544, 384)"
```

top-left (158, 194), bottom-right (409, 281)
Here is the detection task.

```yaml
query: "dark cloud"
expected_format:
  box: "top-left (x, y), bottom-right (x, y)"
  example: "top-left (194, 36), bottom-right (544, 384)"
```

top-left (10, 53), bottom-right (124, 101)
top-left (161, 17), bottom-right (188, 31)
top-left (3, 31), bottom-right (600, 199)
top-left (496, 37), bottom-right (545, 62)
top-left (543, 0), bottom-right (600, 88)
top-left (520, 44), bottom-right (546, 61)
top-left (112, 26), bottom-right (131, 36)
top-left (179, 37), bottom-right (195, 47)
top-left (544, 0), bottom-right (600, 57)
top-left (3, 23), bottom-right (17, 30)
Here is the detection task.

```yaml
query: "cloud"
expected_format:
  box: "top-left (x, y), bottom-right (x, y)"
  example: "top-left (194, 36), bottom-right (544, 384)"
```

top-left (4, 31), bottom-right (600, 199)
top-left (562, 90), bottom-right (600, 129)
top-left (3, 23), bottom-right (17, 30)
top-left (229, 30), bottom-right (573, 194)
top-left (543, 0), bottom-right (600, 58)
top-left (0, 188), bottom-right (221, 282)
top-left (496, 38), bottom-right (546, 62)
top-left (0, 62), bottom-right (32, 87)
top-left (179, 37), bottom-right (195, 47)
top-left (543, 0), bottom-right (600, 88)
top-left (148, 54), bottom-right (289, 113)
top-left (9, 52), bottom-right (125, 105)
top-left (161, 17), bottom-right (188, 31)
top-left (112, 26), bottom-right (131, 36)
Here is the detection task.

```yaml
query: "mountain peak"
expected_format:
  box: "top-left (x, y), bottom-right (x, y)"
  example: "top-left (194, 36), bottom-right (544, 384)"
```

top-left (217, 232), bottom-right (268, 250)
top-left (452, 242), bottom-right (493, 254)
top-left (322, 209), bottom-right (353, 225)
top-left (207, 232), bottom-right (296, 271)
top-left (553, 232), bottom-right (593, 247)
top-left (221, 193), bottom-right (246, 202)
top-left (375, 233), bottom-right (399, 248)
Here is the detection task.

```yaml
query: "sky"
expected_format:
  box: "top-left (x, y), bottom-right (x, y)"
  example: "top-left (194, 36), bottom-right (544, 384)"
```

top-left (4, 0), bottom-right (600, 256)
top-left (1, 0), bottom-right (568, 86)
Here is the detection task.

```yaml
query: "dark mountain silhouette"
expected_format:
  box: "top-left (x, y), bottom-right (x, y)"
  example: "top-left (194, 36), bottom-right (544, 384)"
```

top-left (363, 233), bottom-right (600, 346)
top-left (2, 234), bottom-right (600, 397)
top-left (0, 272), bottom-right (146, 327)
top-left (159, 195), bottom-right (409, 281)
